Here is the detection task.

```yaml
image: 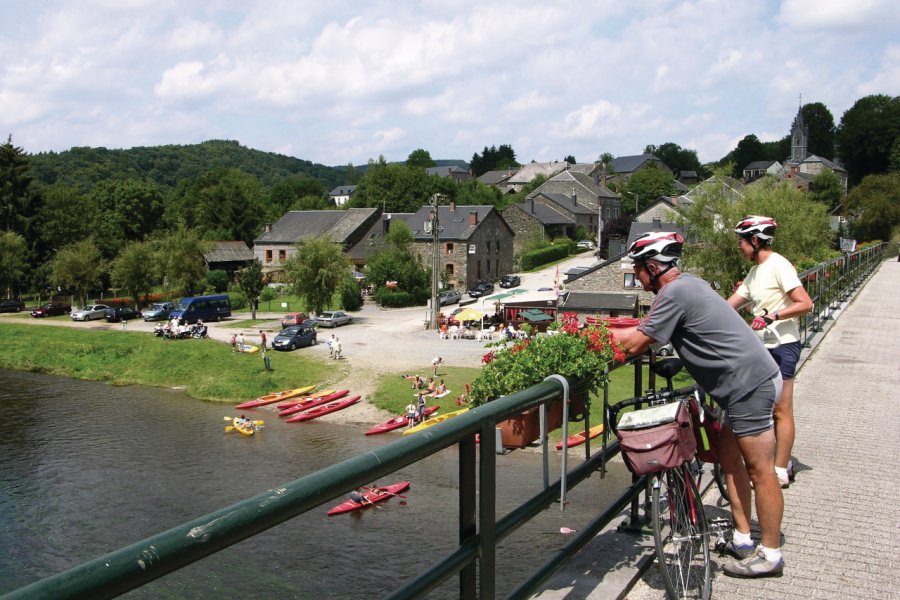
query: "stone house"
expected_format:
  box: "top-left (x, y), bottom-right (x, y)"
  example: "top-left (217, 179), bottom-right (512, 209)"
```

top-left (504, 162), bottom-right (568, 192)
top-left (253, 208), bottom-right (381, 277)
top-left (743, 160), bottom-right (783, 183)
top-left (502, 197), bottom-right (579, 258)
top-left (328, 185), bottom-right (357, 207)
top-left (345, 212), bottom-right (415, 270)
top-left (477, 169), bottom-right (517, 194)
top-left (203, 241), bottom-right (255, 279)
top-left (608, 154), bottom-right (671, 183)
top-left (405, 202), bottom-right (515, 291)
top-left (425, 165), bottom-right (473, 183)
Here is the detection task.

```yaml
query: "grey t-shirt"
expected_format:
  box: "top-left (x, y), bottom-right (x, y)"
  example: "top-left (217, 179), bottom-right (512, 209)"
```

top-left (638, 274), bottom-right (779, 407)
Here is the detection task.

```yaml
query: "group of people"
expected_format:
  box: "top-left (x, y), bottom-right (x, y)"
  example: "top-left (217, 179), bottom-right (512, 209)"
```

top-left (155, 318), bottom-right (207, 340)
top-left (614, 216), bottom-right (811, 579)
top-left (327, 334), bottom-right (343, 359)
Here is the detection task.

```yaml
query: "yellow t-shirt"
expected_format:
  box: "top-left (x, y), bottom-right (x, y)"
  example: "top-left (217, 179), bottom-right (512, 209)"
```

top-left (735, 252), bottom-right (803, 347)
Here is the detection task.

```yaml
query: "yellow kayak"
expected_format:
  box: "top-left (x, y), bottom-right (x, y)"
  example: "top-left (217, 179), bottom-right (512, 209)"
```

top-left (232, 417), bottom-right (255, 436)
top-left (238, 344), bottom-right (259, 354)
top-left (403, 407), bottom-right (470, 436)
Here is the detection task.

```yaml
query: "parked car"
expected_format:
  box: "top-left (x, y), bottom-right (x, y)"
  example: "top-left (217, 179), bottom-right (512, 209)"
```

top-left (0, 299), bottom-right (25, 313)
top-left (31, 302), bottom-right (71, 318)
top-left (281, 312), bottom-right (310, 329)
top-left (499, 274), bottom-right (521, 288)
top-left (71, 304), bottom-right (110, 321)
top-left (105, 306), bottom-right (142, 322)
top-left (313, 310), bottom-right (352, 328)
top-left (142, 301), bottom-right (175, 321)
top-left (272, 325), bottom-right (317, 351)
top-left (576, 240), bottom-right (595, 250)
top-left (467, 281), bottom-right (494, 298)
top-left (438, 289), bottom-right (462, 306)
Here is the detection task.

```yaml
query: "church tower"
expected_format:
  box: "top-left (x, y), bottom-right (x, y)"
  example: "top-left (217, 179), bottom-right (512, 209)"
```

top-left (789, 105), bottom-right (808, 165)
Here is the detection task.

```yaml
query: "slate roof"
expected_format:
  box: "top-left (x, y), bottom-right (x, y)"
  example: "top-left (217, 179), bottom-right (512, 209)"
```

top-left (562, 252), bottom-right (626, 284)
top-left (801, 154), bottom-right (847, 173)
top-left (609, 153), bottom-right (668, 175)
top-left (507, 162), bottom-right (568, 185)
top-left (558, 291), bottom-right (639, 312)
top-left (530, 170), bottom-right (619, 204)
top-left (255, 208), bottom-right (379, 245)
top-left (477, 170), bottom-right (516, 185)
top-left (346, 213), bottom-right (415, 262)
top-left (204, 241), bottom-right (254, 263)
top-left (744, 160), bottom-right (780, 171)
top-left (407, 205), bottom-right (500, 240)
top-left (329, 185), bottom-right (357, 196)
top-left (511, 200), bottom-right (575, 225)
top-left (532, 192), bottom-right (595, 216)
top-left (425, 165), bottom-right (469, 177)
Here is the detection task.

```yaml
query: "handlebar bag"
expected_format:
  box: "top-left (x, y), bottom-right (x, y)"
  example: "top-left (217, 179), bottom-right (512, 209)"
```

top-left (616, 401), bottom-right (696, 476)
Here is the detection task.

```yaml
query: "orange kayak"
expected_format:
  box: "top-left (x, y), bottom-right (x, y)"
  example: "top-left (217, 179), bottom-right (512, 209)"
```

top-left (556, 424), bottom-right (604, 450)
top-left (235, 385), bottom-right (316, 409)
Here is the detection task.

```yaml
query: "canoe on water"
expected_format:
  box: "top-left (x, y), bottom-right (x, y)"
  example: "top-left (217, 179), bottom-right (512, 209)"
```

top-left (235, 385), bottom-right (316, 409)
top-left (556, 423), bottom-right (605, 450)
top-left (275, 389), bottom-right (336, 410)
top-left (278, 390), bottom-right (349, 417)
top-left (230, 417), bottom-right (255, 436)
top-left (287, 395), bottom-right (361, 423)
top-left (365, 405), bottom-right (440, 435)
top-left (402, 407), bottom-right (469, 436)
top-left (327, 481), bottom-right (411, 516)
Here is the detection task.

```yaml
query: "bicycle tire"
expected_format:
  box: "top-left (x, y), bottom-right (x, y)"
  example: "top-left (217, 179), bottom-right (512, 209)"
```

top-left (713, 462), bottom-right (729, 503)
top-left (651, 464), bottom-right (712, 600)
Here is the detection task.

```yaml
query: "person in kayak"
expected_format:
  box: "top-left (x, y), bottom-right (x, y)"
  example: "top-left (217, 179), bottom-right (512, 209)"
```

top-left (349, 490), bottom-right (367, 504)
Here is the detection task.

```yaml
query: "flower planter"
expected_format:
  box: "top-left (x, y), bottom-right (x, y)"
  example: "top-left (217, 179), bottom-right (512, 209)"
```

top-left (497, 387), bottom-right (587, 449)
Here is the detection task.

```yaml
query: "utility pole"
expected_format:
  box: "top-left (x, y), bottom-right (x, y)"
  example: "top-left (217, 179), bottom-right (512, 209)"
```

top-left (429, 193), bottom-right (442, 330)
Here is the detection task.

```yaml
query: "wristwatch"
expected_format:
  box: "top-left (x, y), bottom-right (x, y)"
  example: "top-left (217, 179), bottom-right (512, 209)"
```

top-left (773, 310), bottom-right (780, 321)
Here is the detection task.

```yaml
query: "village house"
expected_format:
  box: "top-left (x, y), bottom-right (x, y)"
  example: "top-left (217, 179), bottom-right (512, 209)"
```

top-left (328, 185), bottom-right (357, 207)
top-left (203, 241), bottom-right (255, 279)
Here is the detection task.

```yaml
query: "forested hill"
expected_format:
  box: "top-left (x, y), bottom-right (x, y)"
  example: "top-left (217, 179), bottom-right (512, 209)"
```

top-left (27, 139), bottom-right (346, 193)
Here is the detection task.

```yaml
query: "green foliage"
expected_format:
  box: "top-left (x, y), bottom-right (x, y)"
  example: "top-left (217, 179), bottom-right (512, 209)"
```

top-left (455, 179), bottom-right (502, 206)
top-left (339, 272), bottom-right (363, 311)
top-left (677, 169), bottom-right (833, 293)
top-left (0, 136), bottom-right (42, 264)
top-left (0, 231), bottom-right (27, 297)
top-left (802, 102), bottom-right (837, 159)
top-left (227, 290), bottom-right (248, 311)
top-left (206, 269), bottom-right (229, 293)
top-left (109, 241), bottom-right (157, 307)
top-left (351, 162), bottom-right (449, 212)
top-left (644, 143), bottom-right (705, 178)
top-left (719, 134), bottom-right (789, 177)
top-left (623, 163), bottom-right (676, 213)
top-left (406, 148), bottom-right (437, 169)
top-left (168, 168), bottom-right (265, 244)
top-left (363, 220), bottom-right (430, 305)
top-left (89, 178), bottom-right (164, 258)
top-left (374, 289), bottom-right (419, 307)
top-left (51, 239), bottom-right (105, 306)
top-left (236, 259), bottom-right (265, 318)
top-left (156, 228), bottom-right (212, 296)
top-left (38, 184), bottom-right (94, 256)
top-left (843, 173), bottom-right (900, 242)
top-left (808, 168), bottom-right (844, 211)
top-left (837, 94), bottom-right (900, 186)
top-left (470, 144), bottom-right (519, 177)
top-left (520, 243), bottom-right (570, 271)
top-left (259, 286), bottom-right (277, 302)
top-left (268, 175), bottom-right (328, 219)
top-left (283, 237), bottom-right (350, 314)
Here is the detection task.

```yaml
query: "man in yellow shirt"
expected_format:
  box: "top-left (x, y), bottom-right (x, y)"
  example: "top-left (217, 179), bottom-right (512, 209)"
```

top-left (728, 216), bottom-right (813, 488)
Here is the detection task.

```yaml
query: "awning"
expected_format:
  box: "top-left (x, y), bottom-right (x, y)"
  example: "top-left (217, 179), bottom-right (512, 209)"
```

top-left (522, 308), bottom-right (553, 322)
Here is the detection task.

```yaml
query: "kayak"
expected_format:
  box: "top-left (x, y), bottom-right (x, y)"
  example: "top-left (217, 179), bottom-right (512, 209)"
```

top-left (238, 344), bottom-right (259, 353)
top-left (556, 423), bottom-right (605, 450)
top-left (403, 407), bottom-right (469, 436)
top-left (278, 390), bottom-right (350, 417)
top-left (235, 385), bottom-right (316, 409)
top-left (327, 481), bottom-right (410, 516)
top-left (365, 405), bottom-right (440, 435)
top-left (275, 389), bottom-right (336, 410)
top-left (231, 417), bottom-right (255, 436)
top-left (586, 316), bottom-right (641, 328)
top-left (287, 395), bottom-right (361, 423)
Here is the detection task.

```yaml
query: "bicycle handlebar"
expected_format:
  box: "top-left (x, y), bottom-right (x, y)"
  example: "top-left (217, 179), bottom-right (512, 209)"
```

top-left (606, 384), bottom-right (703, 435)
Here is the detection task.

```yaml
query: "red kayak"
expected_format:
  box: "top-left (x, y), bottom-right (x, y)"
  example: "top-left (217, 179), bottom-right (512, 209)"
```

top-left (275, 388), bottom-right (336, 410)
top-left (235, 385), bottom-right (316, 409)
top-left (287, 395), bottom-right (361, 423)
top-left (586, 316), bottom-right (641, 328)
top-left (279, 390), bottom-right (350, 417)
top-left (327, 481), bottom-right (410, 515)
top-left (364, 405), bottom-right (440, 435)
top-left (556, 423), bottom-right (605, 450)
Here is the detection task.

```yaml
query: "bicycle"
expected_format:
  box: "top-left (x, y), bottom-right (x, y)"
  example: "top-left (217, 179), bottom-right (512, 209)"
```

top-left (608, 378), bottom-right (712, 600)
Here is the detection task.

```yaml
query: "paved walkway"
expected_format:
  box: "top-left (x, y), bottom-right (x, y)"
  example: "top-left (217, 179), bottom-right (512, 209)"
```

top-left (537, 258), bottom-right (900, 600)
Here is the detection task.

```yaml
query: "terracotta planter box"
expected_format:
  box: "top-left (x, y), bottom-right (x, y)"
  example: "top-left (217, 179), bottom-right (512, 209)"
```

top-left (497, 394), bottom-right (587, 449)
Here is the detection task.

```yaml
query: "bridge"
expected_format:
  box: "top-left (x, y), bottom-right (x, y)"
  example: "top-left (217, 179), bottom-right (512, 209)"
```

top-left (2, 246), bottom-right (896, 600)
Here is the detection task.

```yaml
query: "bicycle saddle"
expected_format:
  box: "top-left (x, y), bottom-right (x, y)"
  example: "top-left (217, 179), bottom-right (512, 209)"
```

top-left (652, 358), bottom-right (683, 380)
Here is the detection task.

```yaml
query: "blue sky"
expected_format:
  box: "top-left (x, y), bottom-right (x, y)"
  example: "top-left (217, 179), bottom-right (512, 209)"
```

top-left (1, 0), bottom-right (898, 167)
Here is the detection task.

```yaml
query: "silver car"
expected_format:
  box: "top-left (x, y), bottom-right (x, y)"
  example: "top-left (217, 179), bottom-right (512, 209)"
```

top-left (439, 289), bottom-right (462, 306)
top-left (71, 304), bottom-right (110, 321)
top-left (142, 301), bottom-right (175, 321)
top-left (314, 310), bottom-right (352, 328)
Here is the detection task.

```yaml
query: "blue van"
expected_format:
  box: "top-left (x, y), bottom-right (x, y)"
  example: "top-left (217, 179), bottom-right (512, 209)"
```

top-left (169, 294), bottom-right (231, 324)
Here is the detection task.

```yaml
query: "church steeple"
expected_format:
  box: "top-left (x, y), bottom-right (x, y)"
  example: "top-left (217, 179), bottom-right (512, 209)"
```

top-left (789, 102), bottom-right (808, 165)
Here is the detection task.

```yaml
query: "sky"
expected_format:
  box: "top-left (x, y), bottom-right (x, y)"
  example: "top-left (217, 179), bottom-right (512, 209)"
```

top-left (1, 0), bottom-right (898, 168)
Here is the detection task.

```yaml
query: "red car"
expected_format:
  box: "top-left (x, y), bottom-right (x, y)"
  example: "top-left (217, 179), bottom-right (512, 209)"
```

top-left (31, 302), bottom-right (71, 318)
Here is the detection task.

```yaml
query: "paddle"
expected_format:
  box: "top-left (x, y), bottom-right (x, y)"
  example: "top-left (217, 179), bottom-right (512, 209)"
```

top-left (350, 491), bottom-right (379, 509)
top-left (223, 416), bottom-right (265, 425)
top-left (362, 485), bottom-right (407, 499)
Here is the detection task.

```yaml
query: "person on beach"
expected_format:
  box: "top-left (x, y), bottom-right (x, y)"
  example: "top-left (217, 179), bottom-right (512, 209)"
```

top-left (431, 356), bottom-right (444, 376)
top-left (405, 401), bottom-right (418, 427)
top-left (332, 337), bottom-right (342, 360)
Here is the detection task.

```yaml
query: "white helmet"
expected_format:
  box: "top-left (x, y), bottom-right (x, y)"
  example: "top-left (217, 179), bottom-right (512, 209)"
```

top-left (627, 231), bottom-right (684, 264)
top-left (734, 215), bottom-right (777, 243)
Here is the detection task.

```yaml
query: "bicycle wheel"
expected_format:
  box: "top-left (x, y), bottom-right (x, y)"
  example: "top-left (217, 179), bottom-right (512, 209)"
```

top-left (651, 464), bottom-right (712, 600)
top-left (712, 462), bottom-right (729, 503)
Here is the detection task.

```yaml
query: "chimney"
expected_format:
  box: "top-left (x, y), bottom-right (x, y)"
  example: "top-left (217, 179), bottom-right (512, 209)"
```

top-left (468, 211), bottom-right (478, 226)
top-left (652, 218), bottom-right (662, 229)
top-left (601, 172), bottom-right (607, 188)
top-left (670, 196), bottom-right (678, 205)
top-left (264, 223), bottom-right (272, 233)
top-left (450, 200), bottom-right (456, 212)
top-left (572, 187), bottom-right (577, 206)
top-left (383, 213), bottom-right (391, 235)
top-left (530, 198), bottom-right (535, 214)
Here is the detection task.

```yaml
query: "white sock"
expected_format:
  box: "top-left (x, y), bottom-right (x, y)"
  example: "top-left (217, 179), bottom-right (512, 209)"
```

top-left (775, 466), bottom-right (788, 479)
top-left (760, 545), bottom-right (782, 563)
top-left (733, 530), bottom-right (752, 546)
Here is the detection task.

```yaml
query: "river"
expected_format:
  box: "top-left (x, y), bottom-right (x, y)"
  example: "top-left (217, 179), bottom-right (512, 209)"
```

top-left (0, 369), bottom-right (631, 599)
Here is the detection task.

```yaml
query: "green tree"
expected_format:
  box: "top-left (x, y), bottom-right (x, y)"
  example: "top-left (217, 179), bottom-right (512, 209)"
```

top-left (268, 176), bottom-right (326, 219)
top-left (236, 259), bottom-right (265, 319)
top-left (0, 231), bottom-right (27, 297)
top-left (808, 168), bottom-right (844, 211)
top-left (843, 173), bottom-right (900, 242)
top-left (156, 228), bottom-right (212, 296)
top-left (88, 178), bottom-right (164, 258)
top-left (564, 155), bottom-right (576, 164)
top-left (351, 162), bottom-right (444, 212)
top-left (0, 136), bottom-right (42, 267)
top-left (470, 144), bottom-right (519, 177)
top-left (282, 237), bottom-right (350, 315)
top-left (623, 163), bottom-right (676, 213)
top-left (455, 179), bottom-right (502, 206)
top-left (363, 221), bottom-right (429, 302)
top-left (644, 143), bottom-right (704, 178)
top-left (206, 269), bottom-right (229, 293)
top-left (169, 168), bottom-right (265, 244)
top-left (677, 169), bottom-right (833, 293)
top-left (802, 102), bottom-right (836, 159)
top-left (406, 148), bottom-right (436, 169)
top-left (837, 94), bottom-right (900, 186)
top-left (51, 239), bottom-right (105, 307)
top-left (38, 183), bottom-right (95, 253)
top-left (109, 241), bottom-right (157, 307)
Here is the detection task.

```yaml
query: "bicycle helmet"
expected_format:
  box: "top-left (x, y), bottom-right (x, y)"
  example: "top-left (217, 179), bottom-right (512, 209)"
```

top-left (734, 215), bottom-right (777, 243)
top-left (627, 231), bottom-right (684, 264)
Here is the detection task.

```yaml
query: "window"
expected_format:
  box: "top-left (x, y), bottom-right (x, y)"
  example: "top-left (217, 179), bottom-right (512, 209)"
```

top-left (279, 250), bottom-right (286, 262)
top-left (446, 243), bottom-right (454, 254)
top-left (265, 250), bottom-right (272, 263)
top-left (445, 263), bottom-right (454, 275)
top-left (623, 273), bottom-right (642, 288)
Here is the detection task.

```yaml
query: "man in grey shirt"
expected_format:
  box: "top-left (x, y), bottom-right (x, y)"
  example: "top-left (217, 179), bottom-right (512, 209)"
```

top-left (613, 232), bottom-right (785, 579)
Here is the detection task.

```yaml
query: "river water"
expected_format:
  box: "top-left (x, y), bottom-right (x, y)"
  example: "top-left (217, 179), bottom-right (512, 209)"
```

top-left (0, 369), bottom-right (631, 599)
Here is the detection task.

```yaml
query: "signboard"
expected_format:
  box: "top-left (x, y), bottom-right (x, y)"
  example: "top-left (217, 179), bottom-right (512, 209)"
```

top-left (281, 302), bottom-right (288, 308)
top-left (468, 244), bottom-right (476, 254)
top-left (839, 238), bottom-right (857, 252)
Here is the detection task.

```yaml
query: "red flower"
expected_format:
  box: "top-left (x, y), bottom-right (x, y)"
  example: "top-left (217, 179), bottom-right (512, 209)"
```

top-left (482, 351), bottom-right (495, 364)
